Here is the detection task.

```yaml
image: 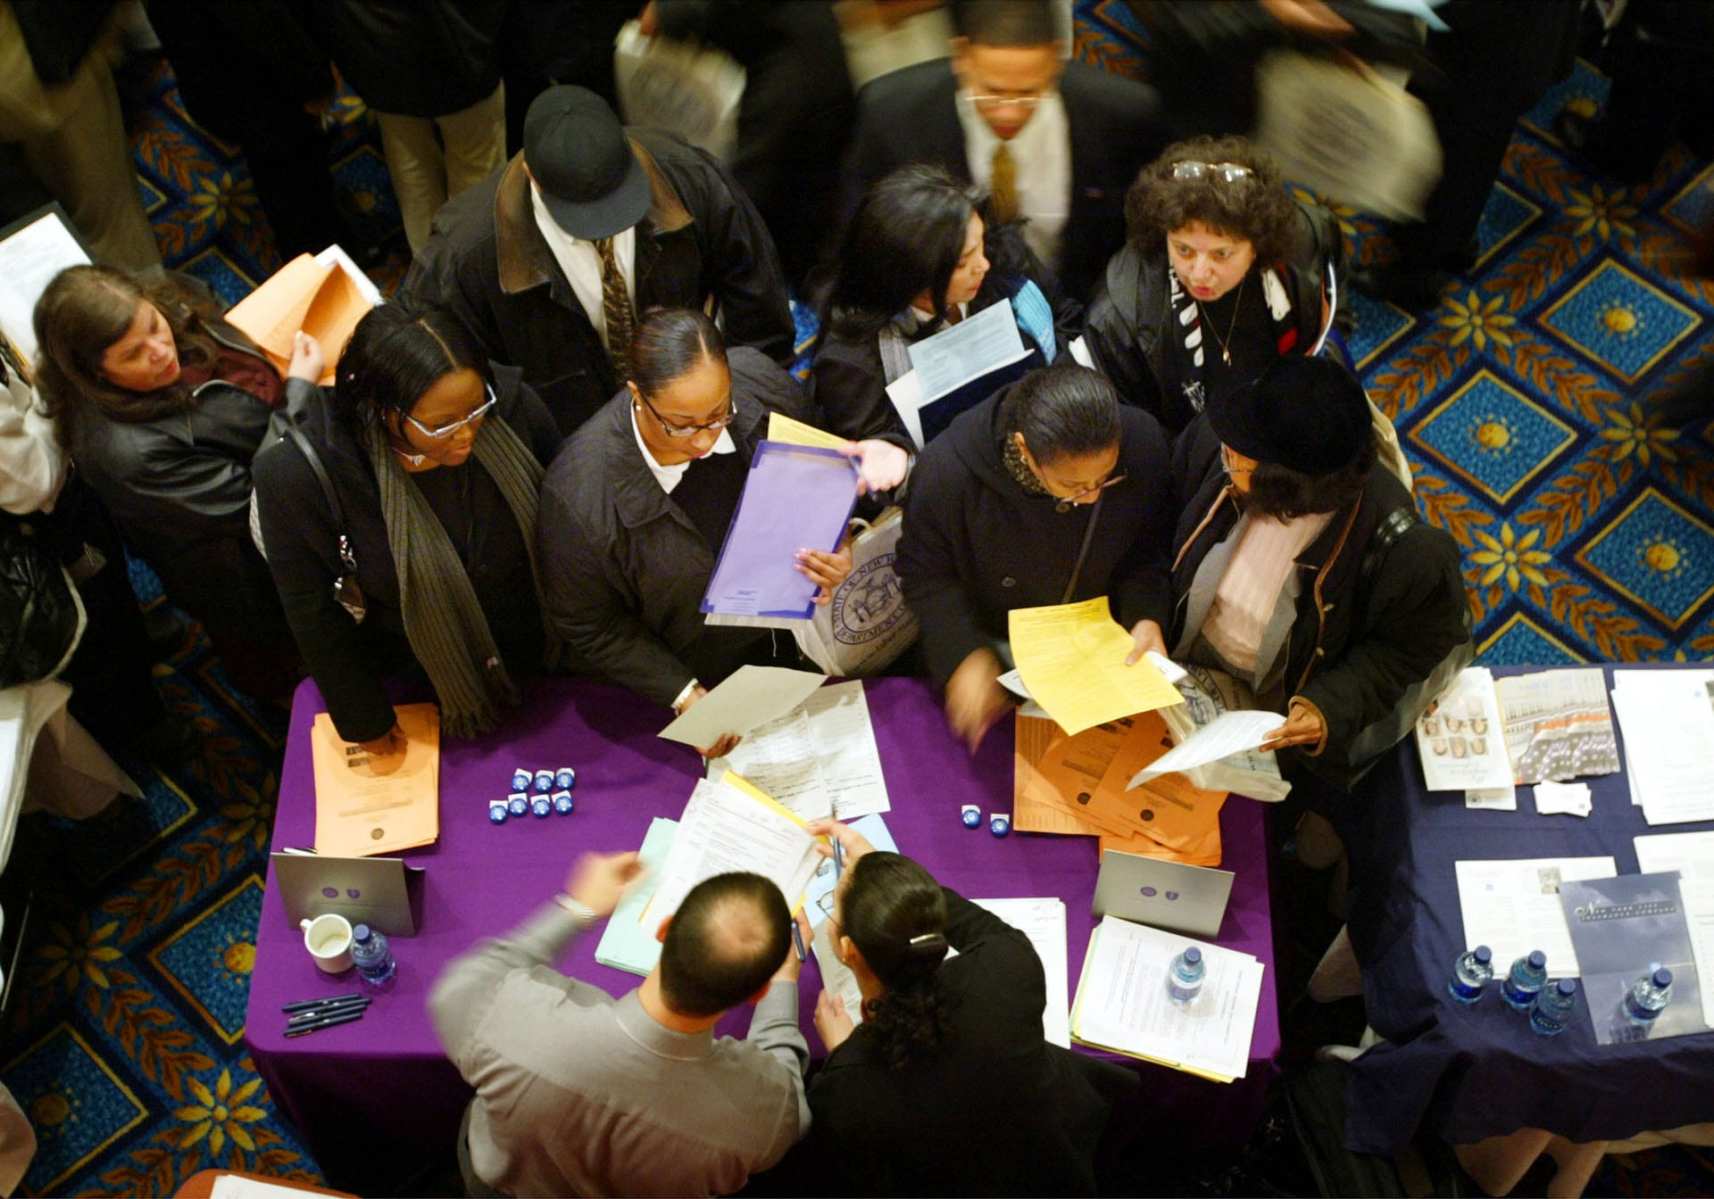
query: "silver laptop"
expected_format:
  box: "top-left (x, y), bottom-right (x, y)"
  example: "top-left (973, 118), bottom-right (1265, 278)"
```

top-left (271, 852), bottom-right (424, 936)
top-left (1092, 849), bottom-right (1235, 938)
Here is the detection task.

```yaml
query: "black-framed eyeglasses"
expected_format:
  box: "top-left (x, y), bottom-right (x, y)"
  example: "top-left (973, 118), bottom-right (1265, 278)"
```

top-left (970, 91), bottom-right (1049, 111)
top-left (402, 383), bottom-right (497, 439)
top-left (1172, 161), bottom-right (1255, 185)
top-left (1050, 471), bottom-right (1128, 513)
top-left (640, 390), bottom-right (735, 439)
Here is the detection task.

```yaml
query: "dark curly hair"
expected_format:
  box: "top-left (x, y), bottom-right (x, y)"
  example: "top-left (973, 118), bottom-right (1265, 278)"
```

top-left (1245, 427), bottom-right (1377, 520)
top-left (1124, 135), bottom-right (1298, 265)
top-left (842, 853), bottom-right (954, 1070)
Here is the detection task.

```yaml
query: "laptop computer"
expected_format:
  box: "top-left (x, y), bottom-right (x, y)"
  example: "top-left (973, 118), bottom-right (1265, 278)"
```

top-left (1092, 849), bottom-right (1236, 939)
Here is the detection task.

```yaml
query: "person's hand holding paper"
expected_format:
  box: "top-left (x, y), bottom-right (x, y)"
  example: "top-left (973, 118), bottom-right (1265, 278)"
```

top-left (1010, 598), bottom-right (1183, 735)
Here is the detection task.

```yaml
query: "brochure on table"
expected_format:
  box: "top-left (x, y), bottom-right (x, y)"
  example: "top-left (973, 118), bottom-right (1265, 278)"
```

top-left (1610, 669), bottom-right (1714, 826)
top-left (1634, 832), bottom-right (1714, 1029)
top-left (1454, 856), bottom-right (1618, 978)
top-left (1559, 872), bottom-right (1707, 1045)
top-left (1415, 667), bottom-right (1512, 791)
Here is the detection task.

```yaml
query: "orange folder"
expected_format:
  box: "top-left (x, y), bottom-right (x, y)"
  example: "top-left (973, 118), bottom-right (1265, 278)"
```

top-left (311, 703), bottom-right (440, 857)
top-left (1084, 712), bottom-right (1228, 853)
top-left (225, 251), bottom-right (374, 385)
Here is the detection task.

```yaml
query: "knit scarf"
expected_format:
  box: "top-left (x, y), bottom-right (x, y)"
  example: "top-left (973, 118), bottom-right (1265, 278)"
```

top-left (1168, 265), bottom-right (1297, 413)
top-left (364, 414), bottom-right (562, 739)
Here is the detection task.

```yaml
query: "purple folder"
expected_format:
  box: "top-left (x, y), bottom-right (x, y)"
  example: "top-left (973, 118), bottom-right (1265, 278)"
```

top-left (701, 440), bottom-right (860, 621)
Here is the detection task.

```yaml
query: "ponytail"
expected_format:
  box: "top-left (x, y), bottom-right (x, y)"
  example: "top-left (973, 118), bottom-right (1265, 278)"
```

top-left (843, 853), bottom-right (954, 1068)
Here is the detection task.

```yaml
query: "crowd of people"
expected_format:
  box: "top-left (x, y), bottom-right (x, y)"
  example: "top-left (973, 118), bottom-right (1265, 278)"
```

top-left (3, 0), bottom-right (1619, 1194)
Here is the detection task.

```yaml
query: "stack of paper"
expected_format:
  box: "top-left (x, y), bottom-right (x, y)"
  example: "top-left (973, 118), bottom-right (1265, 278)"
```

top-left (1071, 915), bottom-right (1264, 1082)
top-left (1493, 668), bottom-right (1620, 784)
top-left (594, 818), bottom-right (680, 976)
top-left (1610, 670), bottom-right (1714, 826)
top-left (1634, 832), bottom-right (1714, 1029)
top-left (1453, 856), bottom-right (1618, 977)
top-left (1009, 598), bottom-right (1183, 735)
top-left (224, 246), bottom-right (382, 385)
top-left (1414, 666), bottom-right (1513, 793)
top-left (708, 680), bottom-right (890, 821)
top-left (311, 703), bottom-right (439, 856)
top-left (0, 207), bottom-right (90, 363)
top-left (701, 441), bottom-right (860, 627)
top-left (639, 774), bottom-right (824, 927)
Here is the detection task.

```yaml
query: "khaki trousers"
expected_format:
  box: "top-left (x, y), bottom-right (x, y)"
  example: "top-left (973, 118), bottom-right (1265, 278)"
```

top-left (373, 83), bottom-right (506, 255)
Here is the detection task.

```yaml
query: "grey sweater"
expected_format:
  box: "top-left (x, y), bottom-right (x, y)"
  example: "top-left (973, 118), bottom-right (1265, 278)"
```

top-left (428, 900), bottom-right (810, 1197)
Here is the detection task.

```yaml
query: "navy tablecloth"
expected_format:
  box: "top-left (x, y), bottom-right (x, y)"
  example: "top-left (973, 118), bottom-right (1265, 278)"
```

top-left (1340, 664), bottom-right (1714, 1153)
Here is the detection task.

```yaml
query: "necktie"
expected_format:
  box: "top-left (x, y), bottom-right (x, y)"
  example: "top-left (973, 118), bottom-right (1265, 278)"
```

top-left (989, 142), bottom-right (1019, 225)
top-left (595, 237), bottom-right (634, 381)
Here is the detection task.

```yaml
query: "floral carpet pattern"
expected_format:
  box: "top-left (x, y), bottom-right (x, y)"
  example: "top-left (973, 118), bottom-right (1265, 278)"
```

top-left (2, 14), bottom-right (1713, 1197)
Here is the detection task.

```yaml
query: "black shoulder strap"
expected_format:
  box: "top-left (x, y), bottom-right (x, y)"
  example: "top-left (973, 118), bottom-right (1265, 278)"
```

top-left (1359, 505), bottom-right (1417, 589)
top-left (279, 418), bottom-right (356, 573)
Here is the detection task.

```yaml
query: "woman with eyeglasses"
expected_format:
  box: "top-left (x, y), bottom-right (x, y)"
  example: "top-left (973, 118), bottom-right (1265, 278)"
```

top-left (1084, 136), bottom-right (1343, 434)
top-left (252, 304), bottom-right (563, 758)
top-left (812, 163), bottom-right (1076, 462)
top-left (802, 817), bottom-right (1123, 1196)
top-left (898, 362), bottom-right (1173, 751)
top-left (32, 264), bottom-right (306, 701)
top-left (538, 308), bottom-right (860, 757)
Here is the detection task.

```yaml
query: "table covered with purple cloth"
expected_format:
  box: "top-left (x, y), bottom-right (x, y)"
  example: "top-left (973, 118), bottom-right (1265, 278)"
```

top-left (1339, 664), bottom-right (1714, 1155)
top-left (246, 676), bottom-right (1280, 1188)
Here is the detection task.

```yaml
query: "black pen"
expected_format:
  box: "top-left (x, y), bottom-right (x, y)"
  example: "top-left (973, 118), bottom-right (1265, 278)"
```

top-left (790, 920), bottom-right (807, 962)
top-left (287, 998), bottom-right (370, 1025)
top-left (283, 993), bottom-right (361, 1013)
top-left (284, 1009), bottom-right (366, 1037)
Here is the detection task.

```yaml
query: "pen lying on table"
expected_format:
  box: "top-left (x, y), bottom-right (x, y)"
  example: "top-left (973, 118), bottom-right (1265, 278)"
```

top-left (285, 1008), bottom-right (368, 1037)
top-left (282, 995), bottom-right (372, 1036)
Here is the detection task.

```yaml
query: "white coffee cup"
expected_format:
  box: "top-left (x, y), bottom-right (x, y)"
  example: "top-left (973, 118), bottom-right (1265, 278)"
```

top-left (301, 914), bottom-right (354, 974)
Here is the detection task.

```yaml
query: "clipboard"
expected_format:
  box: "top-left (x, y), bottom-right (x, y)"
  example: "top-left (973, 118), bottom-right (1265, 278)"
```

top-left (271, 851), bottom-right (426, 936)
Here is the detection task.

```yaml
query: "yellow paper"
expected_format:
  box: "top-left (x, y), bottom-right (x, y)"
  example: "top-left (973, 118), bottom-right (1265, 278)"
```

top-left (1009, 597), bottom-right (1183, 735)
top-left (767, 412), bottom-right (849, 451)
top-left (225, 252), bottom-right (371, 385)
top-left (311, 703), bottom-right (440, 856)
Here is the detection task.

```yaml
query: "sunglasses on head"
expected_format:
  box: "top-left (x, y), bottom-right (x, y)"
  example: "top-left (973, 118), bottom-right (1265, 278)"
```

top-left (1171, 161), bottom-right (1255, 185)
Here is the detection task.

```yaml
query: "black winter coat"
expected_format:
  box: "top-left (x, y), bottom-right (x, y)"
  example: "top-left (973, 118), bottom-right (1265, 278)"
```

top-left (535, 349), bottom-right (812, 709)
top-left (898, 386), bottom-right (1175, 689)
top-left (308, 0), bottom-right (507, 117)
top-left (251, 367), bottom-right (562, 742)
top-left (1169, 417), bottom-right (1472, 785)
top-left (400, 134), bottom-right (795, 436)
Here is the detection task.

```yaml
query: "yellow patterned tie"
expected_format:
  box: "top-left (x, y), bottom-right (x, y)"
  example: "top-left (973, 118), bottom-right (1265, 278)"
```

top-left (596, 236), bottom-right (634, 382)
top-left (990, 142), bottom-right (1019, 224)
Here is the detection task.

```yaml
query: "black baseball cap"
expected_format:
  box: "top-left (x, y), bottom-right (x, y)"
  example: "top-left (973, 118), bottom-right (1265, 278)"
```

top-left (523, 86), bottom-right (650, 241)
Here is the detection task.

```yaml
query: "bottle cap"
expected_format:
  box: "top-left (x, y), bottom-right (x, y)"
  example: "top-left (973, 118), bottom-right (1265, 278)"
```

top-left (988, 812), bottom-right (1011, 837)
top-left (354, 924), bottom-right (372, 942)
top-left (555, 767), bottom-right (577, 789)
top-left (507, 793), bottom-right (529, 817)
top-left (510, 768), bottom-right (533, 790)
top-left (532, 770), bottom-right (555, 793)
top-left (1654, 967), bottom-right (1674, 987)
top-left (487, 801), bottom-right (509, 825)
top-left (1184, 946), bottom-right (1202, 965)
top-left (960, 804), bottom-right (981, 828)
top-left (552, 790), bottom-right (575, 814)
top-left (1527, 950), bottom-right (1546, 969)
top-left (531, 796), bottom-right (553, 818)
top-left (1555, 979), bottom-right (1577, 996)
top-left (1473, 945), bottom-right (1491, 964)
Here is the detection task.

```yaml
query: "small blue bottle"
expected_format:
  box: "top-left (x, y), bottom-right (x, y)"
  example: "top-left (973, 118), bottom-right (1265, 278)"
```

top-left (1530, 978), bottom-right (1578, 1036)
top-left (1501, 950), bottom-right (1548, 1011)
top-left (1448, 945), bottom-right (1495, 1004)
top-left (1167, 946), bottom-right (1205, 1005)
top-left (1623, 967), bottom-right (1674, 1028)
top-left (351, 924), bottom-right (396, 991)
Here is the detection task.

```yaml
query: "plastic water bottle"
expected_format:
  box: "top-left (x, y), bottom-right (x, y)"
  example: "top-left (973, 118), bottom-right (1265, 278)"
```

top-left (1448, 945), bottom-right (1495, 1004)
top-left (1529, 978), bottom-right (1578, 1036)
top-left (1623, 967), bottom-right (1674, 1028)
top-left (1167, 946), bottom-right (1205, 1005)
top-left (1501, 950), bottom-right (1548, 1011)
top-left (351, 924), bottom-right (396, 991)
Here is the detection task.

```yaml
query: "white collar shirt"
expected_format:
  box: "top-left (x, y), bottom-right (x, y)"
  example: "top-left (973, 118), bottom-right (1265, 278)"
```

top-left (530, 184), bottom-right (636, 353)
top-left (955, 86), bottom-right (1071, 273)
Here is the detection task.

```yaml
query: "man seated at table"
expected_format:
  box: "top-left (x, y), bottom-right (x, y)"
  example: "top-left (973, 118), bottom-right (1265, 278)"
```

top-left (428, 855), bottom-right (812, 1197)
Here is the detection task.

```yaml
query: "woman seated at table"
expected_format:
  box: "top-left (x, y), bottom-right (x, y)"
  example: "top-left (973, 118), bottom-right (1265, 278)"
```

top-left (1083, 135), bottom-right (1341, 435)
top-left (538, 308), bottom-right (868, 756)
top-left (898, 362), bottom-right (1173, 751)
top-left (813, 163), bottom-right (1076, 455)
top-left (32, 264), bottom-right (304, 700)
top-left (806, 818), bottom-right (1124, 1197)
top-left (1170, 355), bottom-right (1470, 796)
top-left (252, 304), bottom-right (563, 755)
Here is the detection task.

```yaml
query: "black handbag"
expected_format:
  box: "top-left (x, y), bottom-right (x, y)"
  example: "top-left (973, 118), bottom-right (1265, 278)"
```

top-left (0, 510), bottom-right (81, 688)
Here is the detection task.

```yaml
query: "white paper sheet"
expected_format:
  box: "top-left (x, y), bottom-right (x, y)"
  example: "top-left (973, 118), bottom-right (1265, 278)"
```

top-left (712, 708), bottom-right (828, 819)
top-left (906, 299), bottom-right (1030, 401)
top-left (883, 370), bottom-right (927, 450)
top-left (1071, 915), bottom-right (1263, 1081)
top-left (641, 778), bottom-right (822, 926)
top-left (1067, 334), bottom-right (1096, 369)
top-left (1611, 671), bottom-right (1714, 826)
top-left (710, 680), bottom-right (890, 820)
top-left (658, 665), bottom-right (827, 748)
top-left (1128, 710), bottom-right (1285, 786)
top-left (1634, 831), bottom-right (1714, 1028)
top-left (1533, 781), bottom-right (1592, 817)
top-left (1454, 856), bottom-right (1618, 977)
top-left (0, 209), bottom-right (90, 364)
top-left (974, 897), bottom-right (1071, 1049)
top-left (1416, 667), bottom-right (1513, 790)
top-left (1465, 786), bottom-right (1518, 811)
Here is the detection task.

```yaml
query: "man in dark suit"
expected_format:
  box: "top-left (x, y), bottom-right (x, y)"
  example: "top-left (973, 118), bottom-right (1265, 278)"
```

top-left (847, 0), bottom-right (1165, 305)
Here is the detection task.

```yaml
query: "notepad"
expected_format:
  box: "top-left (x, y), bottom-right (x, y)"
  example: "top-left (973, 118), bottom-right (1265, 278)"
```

top-left (594, 818), bottom-right (680, 976)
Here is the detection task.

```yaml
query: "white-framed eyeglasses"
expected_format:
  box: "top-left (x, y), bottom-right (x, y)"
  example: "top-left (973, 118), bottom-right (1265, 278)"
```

top-left (1171, 161), bottom-right (1255, 185)
top-left (402, 383), bottom-right (497, 439)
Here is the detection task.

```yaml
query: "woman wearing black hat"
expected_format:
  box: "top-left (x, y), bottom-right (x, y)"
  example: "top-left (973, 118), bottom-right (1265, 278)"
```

top-left (1169, 355), bottom-right (1470, 789)
top-left (898, 362), bottom-right (1173, 750)
top-left (803, 818), bottom-right (1124, 1197)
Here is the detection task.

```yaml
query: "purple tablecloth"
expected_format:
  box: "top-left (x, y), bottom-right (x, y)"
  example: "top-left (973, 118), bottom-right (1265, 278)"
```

top-left (246, 676), bottom-right (1280, 1187)
top-left (1341, 664), bottom-right (1714, 1154)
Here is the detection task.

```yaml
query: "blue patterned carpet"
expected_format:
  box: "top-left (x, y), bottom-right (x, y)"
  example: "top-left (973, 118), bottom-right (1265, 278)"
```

top-left (2, 19), bottom-right (1713, 1197)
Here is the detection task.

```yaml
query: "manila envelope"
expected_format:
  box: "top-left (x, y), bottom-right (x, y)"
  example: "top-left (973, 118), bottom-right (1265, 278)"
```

top-left (225, 252), bottom-right (370, 385)
top-left (1079, 712), bottom-right (1228, 852)
top-left (312, 702), bottom-right (440, 857)
top-left (1099, 818), bottom-right (1224, 868)
top-left (1014, 713), bottom-right (1129, 837)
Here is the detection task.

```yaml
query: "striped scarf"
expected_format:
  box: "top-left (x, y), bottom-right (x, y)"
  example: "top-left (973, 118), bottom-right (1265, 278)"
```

top-left (364, 414), bottom-right (562, 739)
top-left (1169, 265), bottom-right (1297, 411)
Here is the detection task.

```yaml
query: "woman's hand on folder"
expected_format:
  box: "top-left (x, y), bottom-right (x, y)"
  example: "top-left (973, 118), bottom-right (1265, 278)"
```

top-left (842, 439), bottom-right (910, 495)
top-left (796, 536), bottom-right (854, 605)
top-left (286, 331), bottom-right (325, 384)
top-left (945, 647), bottom-right (1010, 754)
top-left (357, 724), bottom-right (408, 775)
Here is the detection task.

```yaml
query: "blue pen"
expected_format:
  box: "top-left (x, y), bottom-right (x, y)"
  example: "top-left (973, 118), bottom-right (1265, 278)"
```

top-left (832, 836), bottom-right (846, 877)
top-left (790, 920), bottom-right (807, 962)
